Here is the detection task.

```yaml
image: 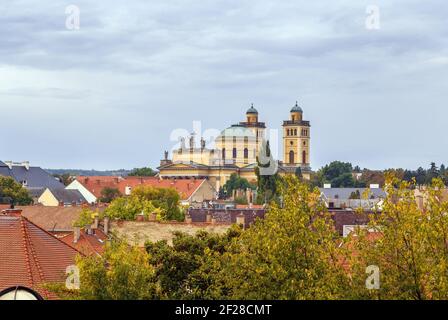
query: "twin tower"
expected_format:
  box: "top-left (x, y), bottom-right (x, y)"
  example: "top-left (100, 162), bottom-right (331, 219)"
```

top-left (158, 102), bottom-right (312, 189)
top-left (243, 102), bottom-right (311, 170)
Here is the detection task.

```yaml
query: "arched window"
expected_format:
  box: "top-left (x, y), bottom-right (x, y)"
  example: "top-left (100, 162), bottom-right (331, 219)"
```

top-left (233, 148), bottom-right (237, 159)
top-left (244, 148), bottom-right (249, 159)
top-left (294, 129), bottom-right (297, 136)
top-left (302, 150), bottom-right (306, 164)
top-left (222, 148), bottom-right (226, 160)
top-left (287, 129), bottom-right (290, 136)
top-left (289, 151), bottom-right (295, 164)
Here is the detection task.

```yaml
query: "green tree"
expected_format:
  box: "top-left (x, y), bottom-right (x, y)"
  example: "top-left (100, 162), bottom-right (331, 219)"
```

top-left (255, 140), bottom-right (283, 205)
top-left (128, 167), bottom-right (157, 177)
top-left (0, 176), bottom-right (33, 205)
top-left (348, 175), bottom-right (448, 299)
top-left (145, 227), bottom-right (242, 299)
top-left (223, 173), bottom-right (254, 198)
top-left (99, 187), bottom-right (121, 203)
top-left (426, 162), bottom-right (440, 184)
top-left (208, 175), bottom-right (350, 299)
top-left (53, 173), bottom-right (73, 186)
top-left (295, 167), bottom-right (303, 179)
top-left (318, 161), bottom-right (355, 187)
top-left (105, 186), bottom-right (182, 221)
top-left (51, 240), bottom-right (158, 300)
top-left (73, 208), bottom-right (97, 228)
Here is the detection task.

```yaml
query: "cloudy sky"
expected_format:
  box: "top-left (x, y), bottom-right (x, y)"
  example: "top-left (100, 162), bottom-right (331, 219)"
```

top-left (1, 0), bottom-right (447, 171)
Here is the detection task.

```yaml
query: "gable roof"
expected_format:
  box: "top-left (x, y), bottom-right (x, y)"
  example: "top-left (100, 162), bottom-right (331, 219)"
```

top-left (19, 206), bottom-right (104, 232)
top-left (75, 176), bottom-right (211, 201)
top-left (320, 188), bottom-right (386, 200)
top-left (75, 176), bottom-right (123, 199)
top-left (0, 163), bottom-right (65, 190)
top-left (46, 188), bottom-right (86, 204)
top-left (60, 229), bottom-right (106, 256)
top-left (0, 210), bottom-right (81, 299)
top-left (118, 177), bottom-right (209, 201)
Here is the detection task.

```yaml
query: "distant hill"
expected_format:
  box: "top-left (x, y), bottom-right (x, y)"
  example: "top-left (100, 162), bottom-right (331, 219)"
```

top-left (45, 169), bottom-right (132, 176)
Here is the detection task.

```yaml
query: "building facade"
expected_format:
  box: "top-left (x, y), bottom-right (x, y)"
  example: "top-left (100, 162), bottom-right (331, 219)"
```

top-left (158, 103), bottom-right (312, 189)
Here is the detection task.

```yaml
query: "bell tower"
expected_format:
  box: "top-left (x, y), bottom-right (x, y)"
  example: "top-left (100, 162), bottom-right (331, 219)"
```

top-left (282, 101), bottom-right (311, 169)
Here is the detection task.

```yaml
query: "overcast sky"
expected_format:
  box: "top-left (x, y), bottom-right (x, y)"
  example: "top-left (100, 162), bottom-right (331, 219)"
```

top-left (1, 0), bottom-right (447, 171)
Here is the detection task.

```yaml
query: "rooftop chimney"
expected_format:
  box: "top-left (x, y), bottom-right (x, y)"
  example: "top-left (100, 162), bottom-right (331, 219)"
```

top-left (73, 227), bottom-right (81, 243)
top-left (22, 161), bottom-right (30, 171)
top-left (103, 217), bottom-right (110, 235)
top-left (236, 213), bottom-right (246, 229)
top-left (92, 216), bottom-right (99, 229)
top-left (4, 161), bottom-right (13, 170)
top-left (1, 209), bottom-right (23, 217)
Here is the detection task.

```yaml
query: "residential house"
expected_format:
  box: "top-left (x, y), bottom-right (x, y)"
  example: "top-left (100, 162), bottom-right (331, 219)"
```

top-left (59, 216), bottom-right (109, 256)
top-left (119, 177), bottom-right (217, 205)
top-left (188, 208), bottom-right (266, 229)
top-left (0, 208), bottom-right (81, 299)
top-left (66, 176), bottom-right (217, 205)
top-left (65, 176), bottom-right (122, 204)
top-left (0, 161), bottom-right (65, 200)
top-left (38, 188), bottom-right (87, 207)
top-left (319, 184), bottom-right (386, 210)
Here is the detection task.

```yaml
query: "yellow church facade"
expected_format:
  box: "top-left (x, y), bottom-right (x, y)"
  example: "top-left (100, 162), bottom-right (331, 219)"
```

top-left (158, 103), bottom-right (311, 190)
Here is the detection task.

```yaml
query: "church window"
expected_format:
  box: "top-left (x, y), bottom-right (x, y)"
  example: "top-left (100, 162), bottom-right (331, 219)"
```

top-left (244, 148), bottom-right (249, 159)
top-left (222, 148), bottom-right (226, 160)
top-left (302, 151), bottom-right (306, 164)
top-left (289, 151), bottom-right (295, 164)
top-left (294, 129), bottom-right (297, 136)
top-left (233, 148), bottom-right (237, 158)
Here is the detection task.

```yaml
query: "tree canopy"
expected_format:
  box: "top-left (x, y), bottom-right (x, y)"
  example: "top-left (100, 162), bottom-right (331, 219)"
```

top-left (99, 187), bottom-right (121, 203)
top-left (128, 167), bottom-right (157, 177)
top-left (0, 176), bottom-right (33, 205)
top-left (222, 173), bottom-right (255, 198)
top-left (51, 174), bottom-right (448, 300)
top-left (104, 185), bottom-right (182, 221)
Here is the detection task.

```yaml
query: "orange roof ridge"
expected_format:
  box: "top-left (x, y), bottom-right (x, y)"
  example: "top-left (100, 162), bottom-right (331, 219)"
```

top-left (22, 217), bottom-right (49, 298)
top-left (20, 218), bottom-right (35, 288)
top-left (21, 216), bottom-right (84, 255)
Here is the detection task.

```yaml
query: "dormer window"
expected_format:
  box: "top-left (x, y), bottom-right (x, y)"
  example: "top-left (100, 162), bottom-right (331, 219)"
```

top-left (20, 180), bottom-right (28, 187)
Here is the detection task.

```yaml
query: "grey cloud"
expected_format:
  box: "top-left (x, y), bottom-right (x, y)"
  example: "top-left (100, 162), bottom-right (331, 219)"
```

top-left (0, 0), bottom-right (447, 170)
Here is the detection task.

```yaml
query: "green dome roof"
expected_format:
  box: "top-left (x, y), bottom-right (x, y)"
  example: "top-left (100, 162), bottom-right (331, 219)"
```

top-left (246, 103), bottom-right (258, 114)
top-left (291, 101), bottom-right (303, 113)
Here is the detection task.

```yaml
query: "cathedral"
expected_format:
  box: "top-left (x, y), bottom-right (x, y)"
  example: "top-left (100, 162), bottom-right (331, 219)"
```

top-left (158, 103), bottom-right (311, 190)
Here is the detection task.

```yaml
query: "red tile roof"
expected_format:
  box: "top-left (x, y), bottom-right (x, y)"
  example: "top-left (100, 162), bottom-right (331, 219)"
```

top-left (118, 177), bottom-right (206, 201)
top-left (235, 204), bottom-right (265, 209)
top-left (0, 210), bottom-right (82, 299)
top-left (18, 205), bottom-right (105, 232)
top-left (76, 176), bottom-right (123, 198)
top-left (76, 176), bottom-right (207, 201)
top-left (60, 229), bottom-right (107, 256)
